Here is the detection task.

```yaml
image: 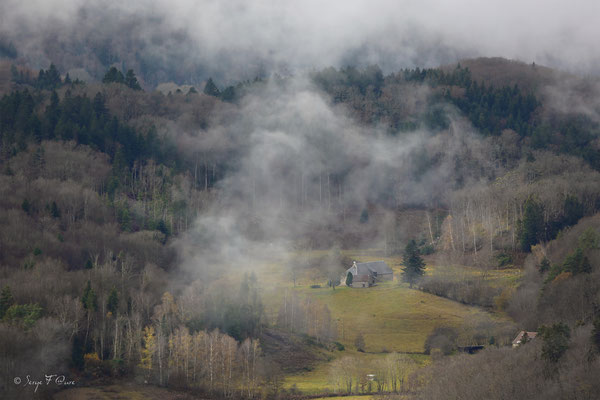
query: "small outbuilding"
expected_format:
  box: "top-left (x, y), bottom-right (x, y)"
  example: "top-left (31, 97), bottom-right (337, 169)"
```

top-left (344, 261), bottom-right (393, 288)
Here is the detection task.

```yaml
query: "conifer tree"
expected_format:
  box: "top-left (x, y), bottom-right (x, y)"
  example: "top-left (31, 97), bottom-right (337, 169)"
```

top-left (203, 78), bottom-right (220, 97)
top-left (125, 69), bottom-right (142, 90)
top-left (539, 323), bottom-right (570, 363)
top-left (46, 64), bottom-right (61, 89)
top-left (539, 257), bottom-right (550, 274)
top-left (107, 287), bottom-right (119, 316)
top-left (518, 196), bottom-right (545, 252)
top-left (82, 280), bottom-right (97, 312)
top-left (402, 239), bottom-right (425, 288)
top-left (345, 271), bottom-right (353, 286)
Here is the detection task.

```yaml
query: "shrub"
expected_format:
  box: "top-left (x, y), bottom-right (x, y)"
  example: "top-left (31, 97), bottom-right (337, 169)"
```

top-left (424, 326), bottom-right (458, 355)
top-left (355, 333), bottom-right (366, 352)
top-left (496, 252), bottom-right (513, 268)
top-left (539, 323), bottom-right (570, 363)
top-left (3, 303), bottom-right (43, 329)
top-left (421, 244), bottom-right (435, 255)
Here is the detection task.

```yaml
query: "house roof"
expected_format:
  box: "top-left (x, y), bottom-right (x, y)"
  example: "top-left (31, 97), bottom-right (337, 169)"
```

top-left (512, 331), bottom-right (537, 344)
top-left (347, 261), bottom-right (392, 277)
top-left (358, 261), bottom-right (392, 274)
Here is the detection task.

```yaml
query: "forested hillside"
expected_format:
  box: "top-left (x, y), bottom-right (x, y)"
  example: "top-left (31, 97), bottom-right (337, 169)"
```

top-left (0, 54), bottom-right (600, 399)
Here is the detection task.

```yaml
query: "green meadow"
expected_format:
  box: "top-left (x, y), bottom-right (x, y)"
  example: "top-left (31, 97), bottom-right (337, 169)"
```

top-left (253, 249), bottom-right (517, 393)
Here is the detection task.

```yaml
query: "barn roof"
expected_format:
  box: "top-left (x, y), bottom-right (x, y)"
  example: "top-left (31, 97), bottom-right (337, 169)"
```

top-left (347, 261), bottom-right (392, 276)
top-left (358, 261), bottom-right (392, 274)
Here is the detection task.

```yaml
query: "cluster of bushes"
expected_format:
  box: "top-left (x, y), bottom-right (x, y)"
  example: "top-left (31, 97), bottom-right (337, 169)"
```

top-left (417, 323), bottom-right (600, 400)
top-left (542, 227), bottom-right (599, 282)
top-left (419, 275), bottom-right (501, 308)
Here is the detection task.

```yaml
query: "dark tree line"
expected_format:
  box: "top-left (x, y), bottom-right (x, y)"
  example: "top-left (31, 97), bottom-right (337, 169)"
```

top-left (403, 64), bottom-right (539, 136)
top-left (102, 67), bottom-right (142, 90)
top-left (0, 88), bottom-right (176, 169)
top-left (518, 195), bottom-right (585, 252)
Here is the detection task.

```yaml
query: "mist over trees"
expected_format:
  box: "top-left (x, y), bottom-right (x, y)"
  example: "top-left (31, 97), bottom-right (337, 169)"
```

top-left (2, 39), bottom-right (600, 399)
top-left (1, 3), bottom-right (600, 400)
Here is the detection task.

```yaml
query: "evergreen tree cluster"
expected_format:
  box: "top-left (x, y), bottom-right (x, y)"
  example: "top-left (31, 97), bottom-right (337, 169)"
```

top-left (202, 77), bottom-right (237, 102)
top-left (531, 115), bottom-right (600, 169)
top-left (403, 65), bottom-right (538, 136)
top-left (544, 246), bottom-right (593, 283)
top-left (518, 195), bottom-right (585, 252)
top-left (102, 67), bottom-right (142, 90)
top-left (311, 63), bottom-right (600, 172)
top-left (518, 196), bottom-right (545, 252)
top-left (0, 89), bottom-right (174, 168)
top-left (539, 323), bottom-right (570, 363)
top-left (11, 63), bottom-right (76, 89)
top-left (36, 64), bottom-right (63, 90)
top-left (81, 280), bottom-right (98, 312)
top-left (454, 80), bottom-right (538, 136)
top-left (402, 64), bottom-right (472, 87)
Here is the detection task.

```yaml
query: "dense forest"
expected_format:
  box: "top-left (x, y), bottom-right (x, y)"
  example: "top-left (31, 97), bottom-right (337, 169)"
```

top-left (0, 53), bottom-right (600, 400)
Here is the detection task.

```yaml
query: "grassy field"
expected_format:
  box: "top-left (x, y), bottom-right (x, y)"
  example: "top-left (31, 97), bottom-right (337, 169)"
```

top-left (295, 282), bottom-right (496, 353)
top-left (251, 248), bottom-right (517, 394)
top-left (261, 249), bottom-right (516, 351)
top-left (54, 249), bottom-right (515, 397)
top-left (53, 382), bottom-right (202, 400)
top-left (283, 351), bottom-right (428, 393)
top-left (312, 397), bottom-right (374, 400)
top-left (342, 248), bottom-right (522, 289)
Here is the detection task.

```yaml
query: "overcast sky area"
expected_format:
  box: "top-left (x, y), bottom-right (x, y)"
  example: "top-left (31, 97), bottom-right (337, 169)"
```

top-left (2, 0), bottom-right (600, 80)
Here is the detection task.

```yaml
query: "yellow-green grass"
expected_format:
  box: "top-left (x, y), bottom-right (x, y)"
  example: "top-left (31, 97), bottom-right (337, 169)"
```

top-left (312, 397), bottom-right (375, 400)
top-left (53, 383), bottom-right (195, 400)
top-left (256, 249), bottom-right (514, 351)
top-left (341, 249), bottom-right (522, 288)
top-left (423, 263), bottom-right (522, 288)
top-left (247, 249), bottom-right (515, 394)
top-left (283, 352), bottom-right (428, 393)
top-left (312, 397), bottom-right (411, 400)
top-left (292, 282), bottom-right (496, 353)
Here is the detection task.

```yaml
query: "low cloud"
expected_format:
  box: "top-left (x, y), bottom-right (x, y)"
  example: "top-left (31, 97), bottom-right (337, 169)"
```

top-left (2, 0), bottom-right (600, 83)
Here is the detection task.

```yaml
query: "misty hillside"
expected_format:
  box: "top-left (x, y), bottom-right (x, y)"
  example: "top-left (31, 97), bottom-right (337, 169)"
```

top-left (1, 2), bottom-right (600, 400)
